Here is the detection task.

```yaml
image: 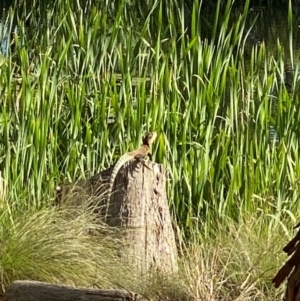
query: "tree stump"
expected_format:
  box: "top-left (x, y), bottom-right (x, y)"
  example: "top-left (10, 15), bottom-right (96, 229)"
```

top-left (3, 280), bottom-right (147, 301)
top-left (56, 160), bottom-right (178, 275)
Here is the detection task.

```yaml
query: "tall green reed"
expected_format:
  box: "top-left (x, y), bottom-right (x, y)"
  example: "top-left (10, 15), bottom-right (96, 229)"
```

top-left (0, 0), bottom-right (299, 228)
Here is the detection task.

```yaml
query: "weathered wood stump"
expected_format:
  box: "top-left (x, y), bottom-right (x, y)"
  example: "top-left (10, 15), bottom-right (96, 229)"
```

top-left (106, 161), bottom-right (178, 274)
top-left (3, 280), bottom-right (147, 301)
top-left (56, 160), bottom-right (178, 275)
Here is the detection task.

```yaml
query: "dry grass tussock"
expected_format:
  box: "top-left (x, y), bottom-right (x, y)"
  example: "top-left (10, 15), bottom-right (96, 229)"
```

top-left (0, 202), bottom-right (131, 291)
top-left (0, 196), bottom-right (191, 300)
top-left (0, 196), bottom-right (293, 301)
top-left (178, 213), bottom-right (290, 301)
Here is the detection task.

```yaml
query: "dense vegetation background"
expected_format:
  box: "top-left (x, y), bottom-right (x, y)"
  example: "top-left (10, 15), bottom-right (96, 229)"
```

top-left (0, 0), bottom-right (299, 299)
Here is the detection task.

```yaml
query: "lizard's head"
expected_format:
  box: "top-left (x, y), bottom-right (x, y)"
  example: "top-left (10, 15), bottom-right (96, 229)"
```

top-left (143, 132), bottom-right (157, 146)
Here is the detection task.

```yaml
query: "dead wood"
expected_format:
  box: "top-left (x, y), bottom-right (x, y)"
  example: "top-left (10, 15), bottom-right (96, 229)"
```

top-left (3, 280), bottom-right (147, 301)
top-left (56, 160), bottom-right (178, 275)
top-left (273, 223), bottom-right (300, 301)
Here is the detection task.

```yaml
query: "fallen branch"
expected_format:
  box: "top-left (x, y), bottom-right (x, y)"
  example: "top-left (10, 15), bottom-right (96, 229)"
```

top-left (3, 280), bottom-right (147, 301)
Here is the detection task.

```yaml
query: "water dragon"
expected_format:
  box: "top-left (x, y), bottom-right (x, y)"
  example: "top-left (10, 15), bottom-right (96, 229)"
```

top-left (107, 131), bottom-right (157, 203)
top-left (55, 132), bottom-right (157, 211)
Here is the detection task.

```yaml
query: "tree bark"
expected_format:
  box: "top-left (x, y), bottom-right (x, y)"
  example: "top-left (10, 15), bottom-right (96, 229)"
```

top-left (57, 160), bottom-right (178, 275)
top-left (100, 161), bottom-right (178, 275)
top-left (3, 280), bottom-right (147, 301)
top-left (108, 161), bottom-right (178, 274)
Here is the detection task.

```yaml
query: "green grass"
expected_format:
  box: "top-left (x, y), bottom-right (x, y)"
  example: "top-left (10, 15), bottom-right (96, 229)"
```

top-left (0, 0), bottom-right (298, 299)
top-left (2, 0), bottom-right (298, 223)
top-left (0, 203), bottom-right (126, 287)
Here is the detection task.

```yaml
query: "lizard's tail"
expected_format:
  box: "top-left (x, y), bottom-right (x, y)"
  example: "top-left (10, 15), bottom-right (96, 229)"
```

top-left (107, 152), bottom-right (133, 201)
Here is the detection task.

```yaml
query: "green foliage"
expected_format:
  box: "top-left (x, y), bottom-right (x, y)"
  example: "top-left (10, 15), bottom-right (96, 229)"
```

top-left (1, 0), bottom-right (299, 225)
top-left (0, 1), bottom-right (298, 298)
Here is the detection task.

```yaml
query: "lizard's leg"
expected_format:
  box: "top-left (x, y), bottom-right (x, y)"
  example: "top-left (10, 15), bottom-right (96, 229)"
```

top-left (134, 154), bottom-right (152, 171)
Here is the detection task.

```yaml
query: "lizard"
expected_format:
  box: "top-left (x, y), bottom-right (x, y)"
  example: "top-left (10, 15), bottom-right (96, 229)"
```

top-left (106, 131), bottom-right (157, 204)
top-left (55, 132), bottom-right (157, 213)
